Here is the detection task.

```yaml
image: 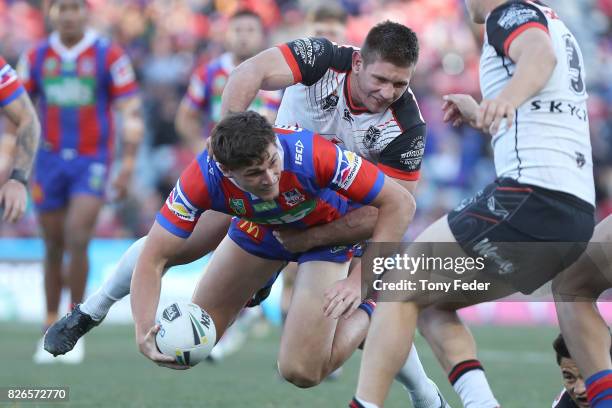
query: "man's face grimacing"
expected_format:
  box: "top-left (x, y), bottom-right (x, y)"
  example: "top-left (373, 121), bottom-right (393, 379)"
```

top-left (351, 52), bottom-right (414, 113)
top-left (223, 143), bottom-right (281, 201)
top-left (560, 357), bottom-right (589, 408)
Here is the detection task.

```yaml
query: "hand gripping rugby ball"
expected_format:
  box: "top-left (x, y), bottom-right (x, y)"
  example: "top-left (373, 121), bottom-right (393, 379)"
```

top-left (155, 302), bottom-right (216, 366)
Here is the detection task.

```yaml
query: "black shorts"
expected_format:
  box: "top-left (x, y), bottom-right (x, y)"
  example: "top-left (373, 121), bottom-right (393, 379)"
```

top-left (448, 178), bottom-right (595, 294)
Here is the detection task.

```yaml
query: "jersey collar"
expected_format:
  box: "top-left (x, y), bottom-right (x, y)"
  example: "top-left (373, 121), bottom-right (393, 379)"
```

top-left (344, 73), bottom-right (371, 114)
top-left (49, 28), bottom-right (98, 61)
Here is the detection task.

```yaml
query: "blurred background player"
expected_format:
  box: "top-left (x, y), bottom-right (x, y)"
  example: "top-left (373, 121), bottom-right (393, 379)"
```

top-left (0, 55), bottom-right (40, 223)
top-left (175, 9), bottom-right (280, 155)
top-left (17, 0), bottom-right (144, 364)
top-left (552, 333), bottom-right (612, 408)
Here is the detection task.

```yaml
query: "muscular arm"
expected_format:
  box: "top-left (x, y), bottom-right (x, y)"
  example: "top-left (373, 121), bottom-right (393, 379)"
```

top-left (298, 178), bottom-right (416, 249)
top-left (131, 222), bottom-right (186, 340)
top-left (220, 47), bottom-right (294, 116)
top-left (115, 95), bottom-right (144, 171)
top-left (497, 28), bottom-right (557, 110)
top-left (2, 92), bottom-right (40, 179)
top-left (175, 99), bottom-right (204, 154)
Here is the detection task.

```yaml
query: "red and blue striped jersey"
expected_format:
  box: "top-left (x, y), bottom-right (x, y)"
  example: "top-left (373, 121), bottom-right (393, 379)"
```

top-left (157, 126), bottom-right (385, 238)
top-left (0, 56), bottom-right (25, 107)
top-left (17, 30), bottom-right (138, 161)
top-left (186, 52), bottom-right (281, 135)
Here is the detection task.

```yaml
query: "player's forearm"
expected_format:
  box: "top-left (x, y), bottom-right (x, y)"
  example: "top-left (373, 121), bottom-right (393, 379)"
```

top-left (13, 110), bottom-right (40, 177)
top-left (307, 206), bottom-right (379, 247)
top-left (130, 258), bottom-right (164, 339)
top-left (175, 105), bottom-right (204, 154)
top-left (498, 45), bottom-right (557, 109)
top-left (371, 192), bottom-right (415, 243)
top-left (120, 102), bottom-right (144, 169)
top-left (2, 94), bottom-right (40, 178)
top-left (220, 62), bottom-right (263, 117)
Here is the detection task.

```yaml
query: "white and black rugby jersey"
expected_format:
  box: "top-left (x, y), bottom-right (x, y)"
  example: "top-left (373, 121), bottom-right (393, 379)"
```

top-left (275, 37), bottom-right (426, 181)
top-left (482, 0), bottom-right (594, 205)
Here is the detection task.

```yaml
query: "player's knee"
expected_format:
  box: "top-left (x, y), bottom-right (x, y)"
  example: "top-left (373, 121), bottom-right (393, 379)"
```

top-left (65, 231), bottom-right (92, 253)
top-left (277, 360), bottom-right (323, 388)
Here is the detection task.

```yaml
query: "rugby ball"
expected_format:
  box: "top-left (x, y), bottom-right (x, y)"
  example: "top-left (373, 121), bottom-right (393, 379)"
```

top-left (155, 302), bottom-right (216, 366)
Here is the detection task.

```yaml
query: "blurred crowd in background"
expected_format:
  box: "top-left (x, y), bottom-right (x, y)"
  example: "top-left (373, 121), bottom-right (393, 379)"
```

top-left (0, 0), bottom-right (610, 239)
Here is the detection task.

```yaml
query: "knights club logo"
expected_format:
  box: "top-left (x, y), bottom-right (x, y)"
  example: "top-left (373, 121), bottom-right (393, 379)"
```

top-left (282, 188), bottom-right (305, 207)
top-left (321, 92), bottom-right (339, 111)
top-left (229, 198), bottom-right (246, 215)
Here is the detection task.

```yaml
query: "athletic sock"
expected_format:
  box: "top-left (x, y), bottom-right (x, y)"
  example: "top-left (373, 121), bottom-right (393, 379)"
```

top-left (396, 344), bottom-right (442, 408)
top-left (81, 237), bottom-right (148, 321)
top-left (358, 299), bottom-right (376, 318)
top-left (586, 370), bottom-right (612, 407)
top-left (350, 396), bottom-right (379, 408)
top-left (449, 359), bottom-right (499, 408)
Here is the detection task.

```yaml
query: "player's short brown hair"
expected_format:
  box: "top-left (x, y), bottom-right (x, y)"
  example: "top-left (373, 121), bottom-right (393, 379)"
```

top-left (361, 21), bottom-right (419, 67)
top-left (210, 111), bottom-right (276, 170)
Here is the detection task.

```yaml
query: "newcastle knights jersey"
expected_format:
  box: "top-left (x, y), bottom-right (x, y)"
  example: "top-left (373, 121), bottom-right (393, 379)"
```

top-left (275, 38), bottom-right (426, 181)
top-left (481, 0), bottom-right (594, 205)
top-left (186, 52), bottom-right (282, 135)
top-left (0, 56), bottom-right (25, 107)
top-left (157, 126), bottom-right (385, 239)
top-left (18, 29), bottom-right (139, 161)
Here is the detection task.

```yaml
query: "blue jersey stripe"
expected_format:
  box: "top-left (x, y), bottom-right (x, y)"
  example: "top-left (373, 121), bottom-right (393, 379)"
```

top-left (156, 213), bottom-right (191, 238)
top-left (0, 86), bottom-right (24, 107)
top-left (360, 171), bottom-right (385, 205)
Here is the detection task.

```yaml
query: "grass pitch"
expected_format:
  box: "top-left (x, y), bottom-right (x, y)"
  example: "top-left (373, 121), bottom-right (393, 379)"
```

top-left (0, 323), bottom-right (562, 407)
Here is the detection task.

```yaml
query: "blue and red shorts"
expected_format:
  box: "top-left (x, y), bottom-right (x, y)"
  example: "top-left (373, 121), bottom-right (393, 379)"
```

top-left (228, 217), bottom-right (357, 264)
top-left (32, 149), bottom-right (108, 211)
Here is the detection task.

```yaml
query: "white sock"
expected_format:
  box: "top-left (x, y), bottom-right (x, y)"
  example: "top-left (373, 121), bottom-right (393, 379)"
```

top-left (453, 369), bottom-right (499, 408)
top-left (395, 344), bottom-right (441, 408)
top-left (354, 396), bottom-right (380, 408)
top-left (81, 237), bottom-right (148, 321)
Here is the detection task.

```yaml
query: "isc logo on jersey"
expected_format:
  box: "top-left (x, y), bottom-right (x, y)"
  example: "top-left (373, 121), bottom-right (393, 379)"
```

top-left (333, 148), bottom-right (362, 190)
top-left (0, 64), bottom-right (18, 90)
top-left (166, 183), bottom-right (197, 222)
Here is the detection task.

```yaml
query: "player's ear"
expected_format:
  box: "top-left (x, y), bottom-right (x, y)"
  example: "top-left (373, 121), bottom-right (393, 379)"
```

top-left (352, 51), bottom-right (362, 73)
top-left (217, 163), bottom-right (231, 177)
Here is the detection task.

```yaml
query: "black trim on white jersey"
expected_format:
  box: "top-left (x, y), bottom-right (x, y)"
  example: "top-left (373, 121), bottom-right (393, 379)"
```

top-left (283, 38), bottom-right (353, 86)
top-left (379, 124), bottom-right (426, 173)
top-left (486, 1), bottom-right (548, 57)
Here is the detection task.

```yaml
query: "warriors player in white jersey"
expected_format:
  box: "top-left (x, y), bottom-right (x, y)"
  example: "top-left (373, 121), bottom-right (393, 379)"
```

top-left (351, 1), bottom-right (602, 407)
top-left (44, 21), bottom-right (449, 408)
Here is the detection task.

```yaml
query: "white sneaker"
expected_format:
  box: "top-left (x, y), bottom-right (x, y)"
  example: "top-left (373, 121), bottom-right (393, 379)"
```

top-left (58, 338), bottom-right (85, 364)
top-left (33, 336), bottom-right (57, 364)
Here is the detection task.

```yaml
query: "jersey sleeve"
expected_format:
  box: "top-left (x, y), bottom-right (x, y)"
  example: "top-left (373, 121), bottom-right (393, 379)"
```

top-left (0, 56), bottom-right (25, 107)
top-left (378, 124), bottom-right (426, 180)
top-left (156, 159), bottom-right (212, 238)
top-left (16, 49), bottom-right (37, 96)
top-left (106, 44), bottom-right (139, 100)
top-left (185, 65), bottom-right (207, 109)
top-left (312, 135), bottom-right (385, 205)
top-left (276, 37), bottom-right (353, 86)
top-left (486, 1), bottom-right (549, 57)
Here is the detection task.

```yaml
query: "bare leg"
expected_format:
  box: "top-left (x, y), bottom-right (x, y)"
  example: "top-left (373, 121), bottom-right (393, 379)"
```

top-left (191, 236), bottom-right (285, 341)
top-left (38, 208), bottom-right (67, 326)
top-left (65, 195), bottom-right (104, 305)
